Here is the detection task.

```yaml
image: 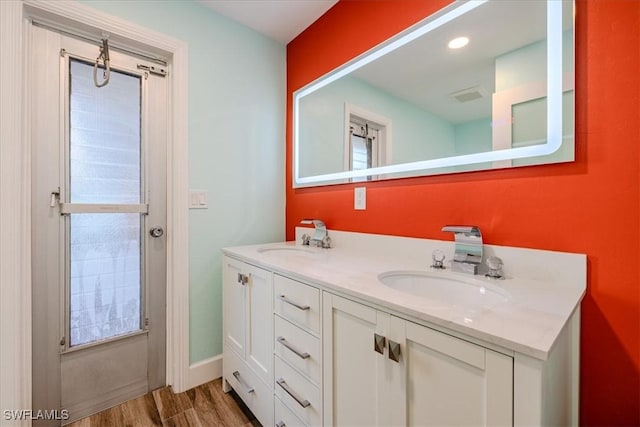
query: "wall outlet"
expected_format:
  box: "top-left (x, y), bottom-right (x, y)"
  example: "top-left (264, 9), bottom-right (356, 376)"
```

top-left (354, 187), bottom-right (366, 210)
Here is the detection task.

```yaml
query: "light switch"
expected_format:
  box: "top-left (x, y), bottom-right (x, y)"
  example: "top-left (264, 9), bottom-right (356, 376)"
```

top-left (354, 187), bottom-right (366, 210)
top-left (189, 190), bottom-right (208, 209)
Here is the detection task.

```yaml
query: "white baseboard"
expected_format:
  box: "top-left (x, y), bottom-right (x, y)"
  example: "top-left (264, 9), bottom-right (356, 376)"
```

top-left (185, 354), bottom-right (222, 390)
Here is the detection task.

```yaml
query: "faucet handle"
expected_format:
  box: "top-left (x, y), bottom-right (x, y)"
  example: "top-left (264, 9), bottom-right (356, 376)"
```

top-left (441, 225), bottom-right (481, 237)
top-left (431, 249), bottom-right (446, 269)
top-left (301, 219), bottom-right (326, 229)
top-left (485, 256), bottom-right (504, 280)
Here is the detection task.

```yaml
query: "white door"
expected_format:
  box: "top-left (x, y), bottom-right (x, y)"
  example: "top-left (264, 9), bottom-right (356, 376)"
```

top-left (31, 25), bottom-right (168, 424)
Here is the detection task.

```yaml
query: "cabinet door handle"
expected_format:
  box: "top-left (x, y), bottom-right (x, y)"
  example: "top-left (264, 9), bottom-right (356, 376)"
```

top-left (232, 370), bottom-right (255, 393)
top-left (388, 340), bottom-right (401, 363)
top-left (277, 336), bottom-right (310, 359)
top-left (374, 333), bottom-right (386, 355)
top-left (275, 422), bottom-right (286, 427)
top-left (237, 273), bottom-right (249, 286)
top-left (277, 378), bottom-right (311, 408)
top-left (278, 294), bottom-right (310, 311)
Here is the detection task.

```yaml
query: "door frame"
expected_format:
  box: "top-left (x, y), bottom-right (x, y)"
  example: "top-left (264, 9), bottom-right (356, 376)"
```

top-left (1, 0), bottom-right (191, 417)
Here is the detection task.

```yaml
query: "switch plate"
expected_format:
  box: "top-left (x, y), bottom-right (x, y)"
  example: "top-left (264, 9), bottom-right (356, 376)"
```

top-left (354, 187), bottom-right (366, 210)
top-left (189, 190), bottom-right (208, 209)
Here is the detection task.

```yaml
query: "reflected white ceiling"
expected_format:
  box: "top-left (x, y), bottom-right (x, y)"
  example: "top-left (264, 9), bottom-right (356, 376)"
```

top-left (351, 0), bottom-right (549, 124)
top-left (197, 0), bottom-right (338, 44)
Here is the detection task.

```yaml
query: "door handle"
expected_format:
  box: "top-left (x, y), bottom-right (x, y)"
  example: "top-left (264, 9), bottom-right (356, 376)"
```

top-left (374, 333), bottom-right (386, 355)
top-left (149, 226), bottom-right (164, 238)
top-left (388, 340), bottom-right (401, 363)
top-left (237, 273), bottom-right (250, 286)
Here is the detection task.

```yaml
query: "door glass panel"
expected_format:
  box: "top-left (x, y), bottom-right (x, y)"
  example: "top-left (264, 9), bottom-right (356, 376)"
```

top-left (67, 58), bottom-right (144, 348)
top-left (69, 59), bottom-right (141, 204)
top-left (69, 213), bottom-right (142, 347)
top-left (351, 134), bottom-right (371, 171)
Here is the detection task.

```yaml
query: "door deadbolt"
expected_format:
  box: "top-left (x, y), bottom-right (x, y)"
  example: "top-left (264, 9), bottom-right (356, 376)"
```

top-left (149, 226), bottom-right (164, 238)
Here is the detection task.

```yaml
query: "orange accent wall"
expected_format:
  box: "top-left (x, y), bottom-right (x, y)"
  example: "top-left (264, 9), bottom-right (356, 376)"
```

top-left (286, 0), bottom-right (640, 424)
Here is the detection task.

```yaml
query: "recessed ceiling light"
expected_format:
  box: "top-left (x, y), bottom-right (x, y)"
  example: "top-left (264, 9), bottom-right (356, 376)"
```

top-left (448, 36), bottom-right (469, 49)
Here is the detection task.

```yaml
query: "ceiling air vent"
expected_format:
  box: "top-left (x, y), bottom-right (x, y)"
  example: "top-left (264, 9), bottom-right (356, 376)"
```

top-left (450, 86), bottom-right (486, 103)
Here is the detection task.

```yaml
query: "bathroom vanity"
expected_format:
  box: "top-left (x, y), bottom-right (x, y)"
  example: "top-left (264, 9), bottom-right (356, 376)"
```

top-left (222, 229), bottom-right (585, 426)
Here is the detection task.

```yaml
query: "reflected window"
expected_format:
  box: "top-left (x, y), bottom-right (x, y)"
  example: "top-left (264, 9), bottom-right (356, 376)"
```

top-left (346, 107), bottom-right (390, 182)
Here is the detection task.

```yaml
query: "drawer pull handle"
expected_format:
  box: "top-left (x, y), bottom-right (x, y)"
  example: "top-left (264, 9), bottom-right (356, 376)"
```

top-left (277, 378), bottom-right (311, 408)
top-left (277, 336), bottom-right (310, 359)
top-left (276, 423), bottom-right (286, 427)
top-left (278, 294), bottom-right (310, 311)
top-left (232, 370), bottom-right (254, 393)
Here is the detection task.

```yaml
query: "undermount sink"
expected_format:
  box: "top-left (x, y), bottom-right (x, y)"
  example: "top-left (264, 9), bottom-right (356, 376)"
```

top-left (378, 270), bottom-right (510, 307)
top-left (257, 246), bottom-right (316, 255)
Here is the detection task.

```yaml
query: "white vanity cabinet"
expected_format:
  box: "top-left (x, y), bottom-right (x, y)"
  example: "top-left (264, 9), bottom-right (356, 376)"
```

top-left (322, 292), bottom-right (513, 426)
top-left (222, 256), bottom-right (274, 425)
top-left (223, 232), bottom-right (583, 426)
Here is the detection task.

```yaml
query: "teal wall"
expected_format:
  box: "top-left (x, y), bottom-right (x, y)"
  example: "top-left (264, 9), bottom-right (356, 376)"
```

top-left (454, 118), bottom-right (492, 155)
top-left (495, 30), bottom-right (574, 91)
top-left (80, 0), bottom-right (286, 364)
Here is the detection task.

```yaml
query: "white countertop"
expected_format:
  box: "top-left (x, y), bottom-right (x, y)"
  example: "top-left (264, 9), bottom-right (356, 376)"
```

top-left (223, 230), bottom-right (586, 361)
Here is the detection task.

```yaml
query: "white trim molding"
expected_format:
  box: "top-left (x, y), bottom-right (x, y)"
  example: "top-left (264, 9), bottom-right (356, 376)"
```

top-left (0, 2), bottom-right (32, 425)
top-left (0, 2), bottom-right (191, 417)
top-left (186, 355), bottom-right (223, 391)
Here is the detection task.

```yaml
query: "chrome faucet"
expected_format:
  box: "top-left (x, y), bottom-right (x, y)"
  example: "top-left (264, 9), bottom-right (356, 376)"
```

top-left (300, 219), bottom-right (332, 248)
top-left (441, 225), bottom-right (483, 274)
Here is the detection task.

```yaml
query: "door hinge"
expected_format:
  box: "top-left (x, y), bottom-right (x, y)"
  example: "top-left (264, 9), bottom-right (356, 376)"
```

top-left (137, 64), bottom-right (167, 77)
top-left (144, 318), bottom-right (150, 327)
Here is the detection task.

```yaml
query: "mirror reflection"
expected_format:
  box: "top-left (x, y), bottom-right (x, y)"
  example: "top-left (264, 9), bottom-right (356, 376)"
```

top-left (294, 0), bottom-right (574, 186)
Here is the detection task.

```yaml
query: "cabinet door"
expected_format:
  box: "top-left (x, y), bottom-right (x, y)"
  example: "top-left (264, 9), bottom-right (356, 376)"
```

top-left (223, 257), bottom-right (273, 384)
top-left (390, 317), bottom-right (513, 426)
top-left (223, 256), bottom-right (246, 357)
top-left (245, 263), bottom-right (274, 384)
top-left (322, 292), bottom-right (395, 427)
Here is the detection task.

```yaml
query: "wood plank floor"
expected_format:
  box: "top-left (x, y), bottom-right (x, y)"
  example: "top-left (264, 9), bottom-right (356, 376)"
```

top-left (67, 378), bottom-right (260, 427)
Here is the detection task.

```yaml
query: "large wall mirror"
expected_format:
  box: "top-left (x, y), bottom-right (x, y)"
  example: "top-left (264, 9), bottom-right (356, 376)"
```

top-left (293, 0), bottom-right (574, 187)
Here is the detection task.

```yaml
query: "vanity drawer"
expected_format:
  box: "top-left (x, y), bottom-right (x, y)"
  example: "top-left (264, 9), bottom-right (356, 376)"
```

top-left (274, 275), bottom-right (320, 334)
top-left (223, 349), bottom-right (273, 426)
top-left (274, 315), bottom-right (321, 385)
top-left (275, 396), bottom-right (307, 427)
top-left (275, 356), bottom-right (321, 427)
